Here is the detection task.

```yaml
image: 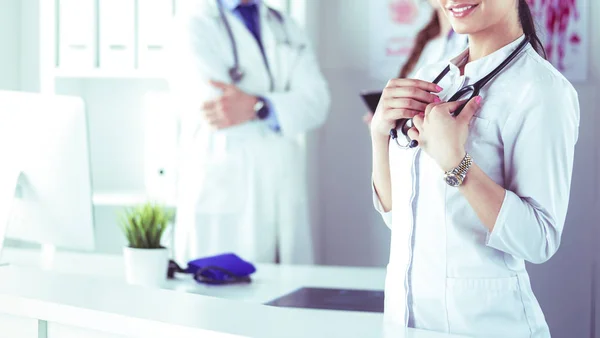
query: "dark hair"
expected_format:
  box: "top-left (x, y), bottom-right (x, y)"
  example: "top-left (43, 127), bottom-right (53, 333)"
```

top-left (518, 0), bottom-right (547, 58)
top-left (398, 12), bottom-right (440, 78)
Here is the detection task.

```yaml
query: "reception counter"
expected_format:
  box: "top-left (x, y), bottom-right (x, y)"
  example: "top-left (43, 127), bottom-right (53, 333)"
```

top-left (0, 248), bottom-right (468, 338)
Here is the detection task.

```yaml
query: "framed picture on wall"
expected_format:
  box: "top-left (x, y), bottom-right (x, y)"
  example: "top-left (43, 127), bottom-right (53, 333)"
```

top-left (368, 0), bottom-right (433, 81)
top-left (528, 0), bottom-right (589, 82)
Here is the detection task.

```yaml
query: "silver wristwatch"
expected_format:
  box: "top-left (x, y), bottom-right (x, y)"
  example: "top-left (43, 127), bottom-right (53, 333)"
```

top-left (443, 153), bottom-right (473, 187)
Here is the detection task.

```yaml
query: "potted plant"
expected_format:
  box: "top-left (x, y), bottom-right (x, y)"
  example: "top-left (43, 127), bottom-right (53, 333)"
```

top-left (119, 202), bottom-right (173, 287)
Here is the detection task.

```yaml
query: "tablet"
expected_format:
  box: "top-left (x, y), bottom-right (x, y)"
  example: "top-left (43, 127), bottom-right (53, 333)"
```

top-left (360, 91), bottom-right (382, 113)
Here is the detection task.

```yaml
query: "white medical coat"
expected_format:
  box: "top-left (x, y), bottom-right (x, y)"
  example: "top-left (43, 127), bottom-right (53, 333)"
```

top-left (167, 0), bottom-right (330, 265)
top-left (374, 36), bottom-right (580, 337)
top-left (408, 31), bottom-right (468, 78)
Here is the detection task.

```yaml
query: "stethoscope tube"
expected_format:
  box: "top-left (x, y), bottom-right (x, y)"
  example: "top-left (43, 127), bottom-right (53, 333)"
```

top-left (216, 0), bottom-right (244, 84)
top-left (390, 37), bottom-right (530, 149)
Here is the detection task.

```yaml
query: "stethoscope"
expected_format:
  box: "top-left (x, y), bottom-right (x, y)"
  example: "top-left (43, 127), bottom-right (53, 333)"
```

top-left (216, 0), bottom-right (292, 91)
top-left (391, 36), bottom-right (531, 149)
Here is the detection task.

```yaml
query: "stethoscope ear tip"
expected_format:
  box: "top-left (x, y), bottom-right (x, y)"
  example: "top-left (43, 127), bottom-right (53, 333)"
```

top-left (409, 140), bottom-right (419, 148)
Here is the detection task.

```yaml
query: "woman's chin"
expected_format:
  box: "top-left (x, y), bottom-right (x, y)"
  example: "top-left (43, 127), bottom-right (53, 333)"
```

top-left (449, 23), bottom-right (478, 36)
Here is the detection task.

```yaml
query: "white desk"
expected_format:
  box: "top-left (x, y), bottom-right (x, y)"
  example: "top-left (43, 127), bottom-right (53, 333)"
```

top-left (0, 248), bottom-right (468, 338)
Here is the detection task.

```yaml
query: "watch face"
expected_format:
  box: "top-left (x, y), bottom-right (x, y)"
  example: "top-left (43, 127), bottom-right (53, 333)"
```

top-left (257, 105), bottom-right (269, 119)
top-left (255, 98), bottom-right (269, 120)
top-left (444, 173), bottom-right (462, 187)
top-left (254, 100), bottom-right (265, 112)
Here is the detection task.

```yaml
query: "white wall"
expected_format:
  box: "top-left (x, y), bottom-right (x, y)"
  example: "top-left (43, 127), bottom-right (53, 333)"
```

top-left (311, 0), bottom-right (600, 337)
top-left (0, 0), bottom-right (20, 90)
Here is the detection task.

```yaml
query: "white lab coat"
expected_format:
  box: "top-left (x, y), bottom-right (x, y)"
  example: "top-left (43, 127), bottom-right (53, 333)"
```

top-left (374, 36), bottom-right (580, 337)
top-left (167, 0), bottom-right (330, 265)
top-left (407, 32), bottom-right (468, 79)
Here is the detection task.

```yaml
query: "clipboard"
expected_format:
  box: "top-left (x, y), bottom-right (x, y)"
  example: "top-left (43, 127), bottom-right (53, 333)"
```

top-left (360, 91), bottom-right (382, 113)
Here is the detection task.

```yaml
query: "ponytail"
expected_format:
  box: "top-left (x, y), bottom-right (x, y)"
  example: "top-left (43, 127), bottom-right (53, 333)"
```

top-left (518, 0), bottom-right (547, 58)
top-left (398, 12), bottom-right (440, 78)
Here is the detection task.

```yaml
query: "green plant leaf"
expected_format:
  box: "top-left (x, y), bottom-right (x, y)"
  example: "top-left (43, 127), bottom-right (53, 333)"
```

top-left (117, 201), bottom-right (171, 249)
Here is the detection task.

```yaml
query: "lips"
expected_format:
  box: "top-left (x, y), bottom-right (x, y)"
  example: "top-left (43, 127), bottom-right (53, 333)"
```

top-left (447, 3), bottom-right (479, 18)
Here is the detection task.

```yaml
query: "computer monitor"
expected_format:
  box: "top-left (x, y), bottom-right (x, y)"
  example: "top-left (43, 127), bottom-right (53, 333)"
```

top-left (0, 91), bottom-right (95, 263)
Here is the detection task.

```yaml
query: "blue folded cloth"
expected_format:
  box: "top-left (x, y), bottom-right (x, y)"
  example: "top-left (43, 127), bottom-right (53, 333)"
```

top-left (185, 253), bottom-right (256, 283)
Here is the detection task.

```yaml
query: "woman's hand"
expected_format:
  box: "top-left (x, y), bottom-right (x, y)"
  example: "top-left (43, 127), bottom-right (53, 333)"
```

top-left (410, 96), bottom-right (482, 171)
top-left (370, 79), bottom-right (443, 139)
top-left (363, 112), bottom-right (374, 126)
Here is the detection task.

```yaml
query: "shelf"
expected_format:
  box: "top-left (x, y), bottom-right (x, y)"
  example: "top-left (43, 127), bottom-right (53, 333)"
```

top-left (54, 69), bottom-right (166, 80)
top-left (92, 192), bottom-right (176, 208)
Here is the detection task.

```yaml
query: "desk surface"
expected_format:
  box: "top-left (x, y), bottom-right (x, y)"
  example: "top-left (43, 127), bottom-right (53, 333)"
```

top-left (0, 248), bottom-right (468, 338)
top-left (2, 248), bottom-right (387, 304)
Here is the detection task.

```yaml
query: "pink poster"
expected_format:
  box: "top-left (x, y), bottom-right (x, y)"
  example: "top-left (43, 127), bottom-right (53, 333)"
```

top-left (528, 0), bottom-right (588, 81)
top-left (368, 0), bottom-right (432, 81)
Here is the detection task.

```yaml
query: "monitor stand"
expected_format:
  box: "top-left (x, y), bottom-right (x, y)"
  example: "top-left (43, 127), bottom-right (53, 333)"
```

top-left (0, 168), bottom-right (61, 270)
top-left (0, 170), bottom-right (24, 267)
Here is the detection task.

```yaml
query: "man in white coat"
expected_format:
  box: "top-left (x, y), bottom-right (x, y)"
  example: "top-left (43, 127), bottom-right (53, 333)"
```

top-left (167, 0), bottom-right (330, 265)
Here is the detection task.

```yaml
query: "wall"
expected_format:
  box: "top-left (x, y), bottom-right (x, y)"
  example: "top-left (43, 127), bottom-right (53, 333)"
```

top-left (312, 0), bottom-right (600, 337)
top-left (0, 0), bottom-right (20, 90)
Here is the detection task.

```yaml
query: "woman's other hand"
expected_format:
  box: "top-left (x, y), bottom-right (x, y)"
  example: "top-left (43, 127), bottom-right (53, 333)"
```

top-left (363, 112), bottom-right (374, 126)
top-left (370, 78), bottom-right (443, 139)
top-left (410, 96), bottom-right (482, 171)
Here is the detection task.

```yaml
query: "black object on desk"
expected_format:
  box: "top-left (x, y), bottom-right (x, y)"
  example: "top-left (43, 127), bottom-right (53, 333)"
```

top-left (265, 287), bottom-right (384, 313)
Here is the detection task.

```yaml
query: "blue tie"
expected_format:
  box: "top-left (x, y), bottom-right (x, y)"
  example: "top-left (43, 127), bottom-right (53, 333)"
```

top-left (236, 4), bottom-right (264, 52)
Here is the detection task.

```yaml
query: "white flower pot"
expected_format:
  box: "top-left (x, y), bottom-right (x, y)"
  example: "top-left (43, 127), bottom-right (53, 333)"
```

top-left (123, 247), bottom-right (169, 287)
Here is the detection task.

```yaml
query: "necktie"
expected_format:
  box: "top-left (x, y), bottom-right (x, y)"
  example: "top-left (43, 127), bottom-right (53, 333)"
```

top-left (236, 4), bottom-right (263, 52)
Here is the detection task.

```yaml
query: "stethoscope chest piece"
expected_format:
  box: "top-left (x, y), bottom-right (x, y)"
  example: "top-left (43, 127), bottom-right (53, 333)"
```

top-left (229, 67), bottom-right (244, 84)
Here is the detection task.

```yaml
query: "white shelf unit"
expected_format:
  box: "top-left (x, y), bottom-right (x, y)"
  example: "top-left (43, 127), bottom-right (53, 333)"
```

top-left (54, 68), bottom-right (166, 80)
top-left (54, 0), bottom-right (177, 81)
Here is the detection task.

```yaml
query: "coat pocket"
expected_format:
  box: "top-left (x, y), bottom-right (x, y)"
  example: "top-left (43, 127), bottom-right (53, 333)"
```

top-left (446, 276), bottom-right (531, 338)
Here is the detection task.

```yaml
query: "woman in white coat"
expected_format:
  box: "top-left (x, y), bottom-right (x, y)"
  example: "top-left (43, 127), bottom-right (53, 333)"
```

top-left (167, 0), bottom-right (330, 265)
top-left (370, 0), bottom-right (579, 336)
top-left (364, 0), bottom-right (467, 124)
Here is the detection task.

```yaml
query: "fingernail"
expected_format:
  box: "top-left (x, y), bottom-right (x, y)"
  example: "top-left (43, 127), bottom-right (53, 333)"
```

top-left (434, 97), bottom-right (441, 103)
top-left (436, 85), bottom-right (443, 92)
top-left (475, 96), bottom-right (482, 105)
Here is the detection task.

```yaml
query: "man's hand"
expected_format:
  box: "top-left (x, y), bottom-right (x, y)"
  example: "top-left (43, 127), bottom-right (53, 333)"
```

top-left (202, 80), bottom-right (258, 129)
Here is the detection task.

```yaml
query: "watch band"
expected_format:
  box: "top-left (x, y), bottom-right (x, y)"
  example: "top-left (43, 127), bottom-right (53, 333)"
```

top-left (454, 153), bottom-right (472, 180)
top-left (444, 153), bottom-right (473, 187)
